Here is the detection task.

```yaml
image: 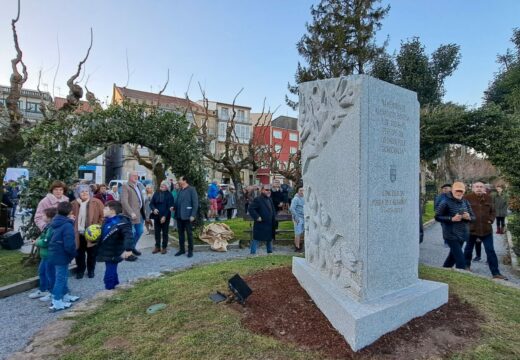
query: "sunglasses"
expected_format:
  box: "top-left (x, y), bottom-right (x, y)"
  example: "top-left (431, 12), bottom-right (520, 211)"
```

top-left (454, 190), bottom-right (464, 193)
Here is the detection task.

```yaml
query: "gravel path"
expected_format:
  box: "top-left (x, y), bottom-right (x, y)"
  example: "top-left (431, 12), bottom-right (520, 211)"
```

top-left (420, 222), bottom-right (520, 286)
top-left (0, 233), bottom-right (293, 360)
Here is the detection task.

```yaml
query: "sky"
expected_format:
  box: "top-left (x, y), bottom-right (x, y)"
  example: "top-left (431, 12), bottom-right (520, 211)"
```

top-left (0, 0), bottom-right (519, 117)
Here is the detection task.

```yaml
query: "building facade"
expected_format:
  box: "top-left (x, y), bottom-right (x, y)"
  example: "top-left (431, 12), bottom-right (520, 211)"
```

top-left (109, 85), bottom-right (218, 183)
top-left (0, 85), bottom-right (52, 122)
top-left (201, 100), bottom-right (256, 186)
top-left (253, 115), bottom-right (299, 184)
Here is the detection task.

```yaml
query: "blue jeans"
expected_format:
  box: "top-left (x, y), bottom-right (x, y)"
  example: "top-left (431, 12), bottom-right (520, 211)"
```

top-left (104, 262), bottom-right (119, 290)
top-left (52, 265), bottom-right (69, 301)
top-left (250, 239), bottom-right (272, 254)
top-left (132, 220), bottom-right (144, 248)
top-left (464, 233), bottom-right (501, 276)
top-left (38, 259), bottom-right (55, 292)
top-left (443, 240), bottom-right (466, 269)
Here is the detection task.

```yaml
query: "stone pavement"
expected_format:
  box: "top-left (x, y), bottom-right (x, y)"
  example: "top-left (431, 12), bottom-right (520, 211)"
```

top-left (420, 222), bottom-right (520, 286)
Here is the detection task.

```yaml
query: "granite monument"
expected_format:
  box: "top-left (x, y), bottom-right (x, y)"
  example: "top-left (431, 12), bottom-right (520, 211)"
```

top-left (292, 75), bottom-right (448, 351)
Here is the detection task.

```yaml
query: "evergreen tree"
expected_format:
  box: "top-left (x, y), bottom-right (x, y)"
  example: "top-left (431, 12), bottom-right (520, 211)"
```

top-left (286, 0), bottom-right (390, 109)
top-left (485, 28), bottom-right (520, 113)
top-left (371, 37), bottom-right (460, 107)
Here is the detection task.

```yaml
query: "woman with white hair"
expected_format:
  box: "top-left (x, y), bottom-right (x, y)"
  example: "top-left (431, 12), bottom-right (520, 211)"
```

top-left (71, 184), bottom-right (104, 279)
top-left (149, 181), bottom-right (175, 254)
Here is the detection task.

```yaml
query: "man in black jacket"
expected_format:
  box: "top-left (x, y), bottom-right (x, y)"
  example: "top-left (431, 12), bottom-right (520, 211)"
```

top-left (435, 182), bottom-right (475, 270)
top-left (248, 184), bottom-right (277, 254)
top-left (173, 176), bottom-right (199, 258)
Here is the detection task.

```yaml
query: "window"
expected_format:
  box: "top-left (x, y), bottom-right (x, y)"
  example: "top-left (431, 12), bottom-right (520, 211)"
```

top-left (289, 132), bottom-right (298, 141)
top-left (237, 109), bottom-right (245, 122)
top-left (27, 101), bottom-right (40, 113)
top-left (274, 144), bottom-right (282, 152)
top-left (218, 122), bottom-right (251, 143)
top-left (290, 147), bottom-right (297, 154)
top-left (220, 107), bottom-right (229, 120)
top-left (273, 130), bottom-right (282, 139)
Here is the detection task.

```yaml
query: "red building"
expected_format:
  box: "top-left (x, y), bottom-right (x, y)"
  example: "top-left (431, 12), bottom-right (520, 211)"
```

top-left (253, 115), bottom-right (299, 184)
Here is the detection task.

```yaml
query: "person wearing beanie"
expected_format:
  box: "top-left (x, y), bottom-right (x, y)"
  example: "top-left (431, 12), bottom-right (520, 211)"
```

top-left (435, 182), bottom-right (475, 270)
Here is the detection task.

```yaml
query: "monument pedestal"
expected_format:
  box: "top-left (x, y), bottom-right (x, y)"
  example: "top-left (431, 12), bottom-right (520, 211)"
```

top-left (293, 257), bottom-right (448, 351)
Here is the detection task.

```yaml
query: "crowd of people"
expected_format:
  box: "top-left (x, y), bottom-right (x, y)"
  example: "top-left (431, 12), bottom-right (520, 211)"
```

top-left (7, 169), bottom-right (513, 313)
top-left (27, 172), bottom-right (199, 311)
top-left (7, 170), bottom-right (308, 311)
top-left (434, 180), bottom-right (509, 280)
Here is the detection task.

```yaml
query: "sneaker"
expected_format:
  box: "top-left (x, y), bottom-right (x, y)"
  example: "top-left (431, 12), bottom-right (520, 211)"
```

top-left (161, 248), bottom-right (167, 254)
top-left (28, 290), bottom-right (49, 299)
top-left (125, 254), bottom-right (138, 262)
top-left (187, 251), bottom-right (193, 258)
top-left (39, 293), bottom-right (52, 302)
top-left (174, 250), bottom-right (185, 256)
top-left (152, 247), bottom-right (161, 254)
top-left (49, 299), bottom-right (72, 311)
top-left (63, 294), bottom-right (80, 302)
top-left (132, 249), bottom-right (142, 256)
top-left (473, 256), bottom-right (481, 262)
top-left (493, 274), bottom-right (509, 280)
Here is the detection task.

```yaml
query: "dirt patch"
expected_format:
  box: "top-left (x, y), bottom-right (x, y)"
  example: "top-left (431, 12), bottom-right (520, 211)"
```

top-left (231, 267), bottom-right (483, 360)
top-left (103, 336), bottom-right (132, 350)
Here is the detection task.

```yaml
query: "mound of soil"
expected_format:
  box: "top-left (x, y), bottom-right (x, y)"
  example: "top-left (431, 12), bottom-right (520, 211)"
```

top-left (231, 267), bottom-right (483, 359)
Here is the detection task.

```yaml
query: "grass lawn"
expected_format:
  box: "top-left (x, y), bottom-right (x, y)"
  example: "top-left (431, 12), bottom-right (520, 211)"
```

top-left (0, 248), bottom-right (38, 287)
top-left (62, 256), bottom-right (520, 360)
top-left (170, 218), bottom-right (296, 245)
top-left (222, 218), bottom-right (295, 241)
top-left (423, 200), bottom-right (435, 223)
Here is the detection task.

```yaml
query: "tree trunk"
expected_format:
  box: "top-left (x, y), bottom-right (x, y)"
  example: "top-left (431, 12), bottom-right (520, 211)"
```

top-left (230, 170), bottom-right (246, 218)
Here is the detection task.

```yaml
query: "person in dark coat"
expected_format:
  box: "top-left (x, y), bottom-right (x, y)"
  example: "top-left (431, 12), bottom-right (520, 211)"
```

top-left (174, 176), bottom-right (199, 258)
top-left (97, 201), bottom-right (135, 290)
top-left (248, 184), bottom-right (277, 254)
top-left (47, 202), bottom-right (80, 311)
top-left (150, 181), bottom-right (175, 254)
top-left (464, 181), bottom-right (507, 280)
top-left (435, 182), bottom-right (475, 270)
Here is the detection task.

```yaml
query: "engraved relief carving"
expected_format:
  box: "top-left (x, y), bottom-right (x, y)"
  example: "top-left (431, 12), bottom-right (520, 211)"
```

top-left (305, 185), bottom-right (361, 297)
top-left (300, 77), bottom-right (356, 174)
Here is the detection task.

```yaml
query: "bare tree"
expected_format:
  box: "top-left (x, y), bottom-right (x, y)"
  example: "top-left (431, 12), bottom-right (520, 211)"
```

top-left (191, 86), bottom-right (274, 215)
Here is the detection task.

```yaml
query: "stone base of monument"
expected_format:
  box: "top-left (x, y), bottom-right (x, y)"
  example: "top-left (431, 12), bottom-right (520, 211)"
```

top-left (292, 257), bottom-right (449, 351)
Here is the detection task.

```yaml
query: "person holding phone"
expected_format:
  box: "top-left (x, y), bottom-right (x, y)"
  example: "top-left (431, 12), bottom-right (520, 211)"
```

top-left (435, 182), bottom-right (475, 270)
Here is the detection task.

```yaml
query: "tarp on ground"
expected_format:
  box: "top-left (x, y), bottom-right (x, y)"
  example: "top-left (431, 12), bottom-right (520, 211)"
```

top-left (199, 223), bottom-right (234, 252)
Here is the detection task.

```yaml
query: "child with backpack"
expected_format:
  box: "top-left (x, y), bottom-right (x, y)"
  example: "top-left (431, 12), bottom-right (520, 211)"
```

top-left (47, 202), bottom-right (80, 311)
top-left (28, 207), bottom-right (57, 301)
top-left (97, 200), bottom-right (134, 290)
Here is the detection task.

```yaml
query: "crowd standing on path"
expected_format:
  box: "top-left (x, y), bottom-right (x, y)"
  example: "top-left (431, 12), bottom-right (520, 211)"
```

top-left (434, 180), bottom-right (508, 280)
top-left (24, 173), bottom-right (202, 312)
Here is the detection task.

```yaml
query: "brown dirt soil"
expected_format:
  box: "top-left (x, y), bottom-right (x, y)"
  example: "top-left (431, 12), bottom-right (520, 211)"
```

top-left (231, 266), bottom-right (484, 360)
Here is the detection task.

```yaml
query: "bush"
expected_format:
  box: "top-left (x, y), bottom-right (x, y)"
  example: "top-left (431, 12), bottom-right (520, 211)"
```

top-left (507, 213), bottom-right (520, 256)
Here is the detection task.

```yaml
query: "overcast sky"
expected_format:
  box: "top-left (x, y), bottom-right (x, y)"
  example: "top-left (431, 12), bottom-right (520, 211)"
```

top-left (1, 0), bottom-right (519, 116)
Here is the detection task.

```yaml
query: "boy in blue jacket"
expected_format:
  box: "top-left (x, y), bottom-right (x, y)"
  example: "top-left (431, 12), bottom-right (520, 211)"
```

top-left (97, 201), bottom-right (134, 290)
top-left (47, 201), bottom-right (80, 311)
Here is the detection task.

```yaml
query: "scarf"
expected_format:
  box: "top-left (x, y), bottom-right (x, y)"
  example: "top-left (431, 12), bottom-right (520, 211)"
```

top-left (77, 198), bottom-right (90, 234)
